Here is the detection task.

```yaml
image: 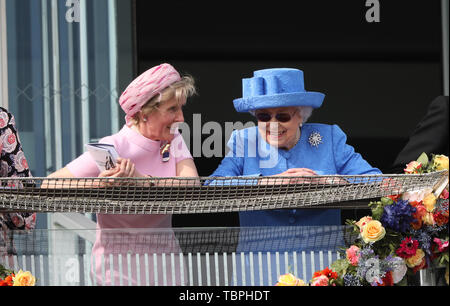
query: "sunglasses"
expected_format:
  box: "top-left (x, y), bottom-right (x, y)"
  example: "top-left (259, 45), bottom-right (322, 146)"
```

top-left (255, 111), bottom-right (296, 123)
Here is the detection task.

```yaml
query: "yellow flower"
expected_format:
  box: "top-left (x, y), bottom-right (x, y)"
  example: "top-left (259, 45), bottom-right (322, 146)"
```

top-left (423, 193), bottom-right (437, 212)
top-left (433, 155), bottom-right (449, 171)
top-left (12, 270), bottom-right (36, 286)
top-left (422, 212), bottom-right (436, 226)
top-left (361, 220), bottom-right (386, 244)
top-left (275, 273), bottom-right (306, 286)
top-left (406, 249), bottom-right (425, 268)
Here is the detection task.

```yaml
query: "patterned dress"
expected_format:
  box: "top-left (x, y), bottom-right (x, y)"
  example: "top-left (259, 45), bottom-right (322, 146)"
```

top-left (0, 107), bottom-right (36, 256)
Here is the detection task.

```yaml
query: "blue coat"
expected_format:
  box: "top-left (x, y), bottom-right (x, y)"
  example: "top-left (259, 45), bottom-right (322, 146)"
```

top-left (210, 123), bottom-right (382, 226)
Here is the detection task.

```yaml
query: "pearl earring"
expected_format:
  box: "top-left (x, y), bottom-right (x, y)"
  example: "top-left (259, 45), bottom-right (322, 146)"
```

top-left (143, 118), bottom-right (147, 122)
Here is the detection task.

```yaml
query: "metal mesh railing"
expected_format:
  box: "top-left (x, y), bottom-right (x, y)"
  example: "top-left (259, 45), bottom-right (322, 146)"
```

top-left (0, 171), bottom-right (448, 214)
top-left (2, 226), bottom-right (358, 286)
top-left (3, 227), bottom-right (443, 286)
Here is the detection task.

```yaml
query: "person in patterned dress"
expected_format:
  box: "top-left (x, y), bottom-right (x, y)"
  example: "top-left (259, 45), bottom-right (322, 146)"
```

top-left (0, 107), bottom-right (36, 257)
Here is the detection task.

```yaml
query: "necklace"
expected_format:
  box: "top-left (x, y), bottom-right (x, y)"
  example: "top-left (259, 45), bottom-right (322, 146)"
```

top-left (160, 141), bottom-right (171, 162)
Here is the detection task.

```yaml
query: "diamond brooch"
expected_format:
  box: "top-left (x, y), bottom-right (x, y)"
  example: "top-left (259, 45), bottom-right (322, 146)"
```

top-left (308, 131), bottom-right (323, 148)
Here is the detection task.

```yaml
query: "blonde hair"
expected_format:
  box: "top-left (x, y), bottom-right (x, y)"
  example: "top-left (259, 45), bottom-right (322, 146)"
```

top-left (131, 75), bottom-right (196, 124)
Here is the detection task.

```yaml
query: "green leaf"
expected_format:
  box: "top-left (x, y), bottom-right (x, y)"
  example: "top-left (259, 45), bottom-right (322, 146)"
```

top-left (371, 205), bottom-right (385, 220)
top-left (416, 152), bottom-right (429, 167)
top-left (331, 259), bottom-right (349, 275)
top-left (381, 197), bottom-right (394, 205)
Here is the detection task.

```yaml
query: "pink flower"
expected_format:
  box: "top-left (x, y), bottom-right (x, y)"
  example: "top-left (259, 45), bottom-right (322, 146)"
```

top-left (434, 238), bottom-right (449, 253)
top-left (346, 245), bottom-right (360, 266)
top-left (355, 216), bottom-right (372, 232)
top-left (404, 161), bottom-right (422, 174)
top-left (311, 275), bottom-right (329, 286)
top-left (440, 188), bottom-right (449, 200)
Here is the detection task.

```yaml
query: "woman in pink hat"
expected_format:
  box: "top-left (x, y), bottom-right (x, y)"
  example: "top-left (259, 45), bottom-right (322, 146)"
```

top-left (47, 63), bottom-right (198, 285)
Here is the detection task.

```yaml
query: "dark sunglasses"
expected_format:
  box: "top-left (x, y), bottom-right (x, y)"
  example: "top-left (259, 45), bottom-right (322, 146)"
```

top-left (255, 111), bottom-right (296, 123)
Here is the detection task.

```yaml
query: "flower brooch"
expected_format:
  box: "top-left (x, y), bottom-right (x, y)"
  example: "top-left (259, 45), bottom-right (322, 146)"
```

top-left (308, 131), bottom-right (323, 148)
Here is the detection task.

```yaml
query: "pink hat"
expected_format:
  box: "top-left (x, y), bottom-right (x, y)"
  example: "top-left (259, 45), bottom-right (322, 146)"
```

top-left (119, 63), bottom-right (181, 125)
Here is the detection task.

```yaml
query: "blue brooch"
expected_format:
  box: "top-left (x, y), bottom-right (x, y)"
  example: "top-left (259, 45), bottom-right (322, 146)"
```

top-left (308, 131), bottom-right (323, 147)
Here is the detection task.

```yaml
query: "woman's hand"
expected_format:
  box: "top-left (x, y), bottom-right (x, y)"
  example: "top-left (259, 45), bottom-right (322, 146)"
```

top-left (98, 157), bottom-right (137, 178)
top-left (96, 157), bottom-right (146, 187)
top-left (260, 168), bottom-right (349, 185)
top-left (260, 168), bottom-right (318, 185)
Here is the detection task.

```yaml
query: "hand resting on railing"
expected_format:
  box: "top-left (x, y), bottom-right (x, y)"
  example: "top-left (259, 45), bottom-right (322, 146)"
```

top-left (258, 168), bottom-right (349, 185)
top-left (41, 157), bottom-right (200, 189)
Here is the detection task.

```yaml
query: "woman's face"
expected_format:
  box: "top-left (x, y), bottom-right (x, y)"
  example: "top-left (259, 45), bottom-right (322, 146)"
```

top-left (138, 96), bottom-right (186, 142)
top-left (255, 106), bottom-right (303, 150)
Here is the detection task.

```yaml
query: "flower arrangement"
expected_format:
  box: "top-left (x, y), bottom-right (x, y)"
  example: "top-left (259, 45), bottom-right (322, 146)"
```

top-left (276, 153), bottom-right (449, 286)
top-left (0, 265), bottom-right (36, 286)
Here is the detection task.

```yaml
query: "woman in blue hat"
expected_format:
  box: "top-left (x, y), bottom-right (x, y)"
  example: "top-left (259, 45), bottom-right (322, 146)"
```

top-left (212, 68), bottom-right (382, 227)
top-left (210, 68), bottom-right (382, 284)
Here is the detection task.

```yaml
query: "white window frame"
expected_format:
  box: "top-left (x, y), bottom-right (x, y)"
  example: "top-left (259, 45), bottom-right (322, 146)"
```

top-left (0, 0), bottom-right (8, 109)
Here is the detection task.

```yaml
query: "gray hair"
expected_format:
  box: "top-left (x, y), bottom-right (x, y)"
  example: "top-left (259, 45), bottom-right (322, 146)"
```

top-left (250, 106), bottom-right (313, 124)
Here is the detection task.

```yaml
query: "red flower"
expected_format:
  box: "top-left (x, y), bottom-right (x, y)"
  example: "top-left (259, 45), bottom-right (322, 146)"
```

top-left (377, 271), bottom-right (394, 286)
top-left (313, 267), bottom-right (338, 280)
top-left (433, 210), bottom-right (449, 226)
top-left (7, 133), bottom-right (16, 145)
top-left (0, 274), bottom-right (14, 286)
top-left (387, 194), bottom-right (401, 202)
top-left (396, 237), bottom-right (419, 258)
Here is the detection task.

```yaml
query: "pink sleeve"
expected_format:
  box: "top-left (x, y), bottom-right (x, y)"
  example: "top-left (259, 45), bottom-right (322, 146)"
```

top-left (66, 151), bottom-right (100, 177)
top-left (66, 135), bottom-right (118, 177)
top-left (171, 134), bottom-right (193, 164)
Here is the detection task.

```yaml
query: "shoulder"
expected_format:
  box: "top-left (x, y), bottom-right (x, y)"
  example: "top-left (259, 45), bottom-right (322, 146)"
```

top-left (97, 130), bottom-right (128, 157)
top-left (302, 123), bottom-right (350, 147)
top-left (302, 123), bottom-right (342, 136)
top-left (0, 106), bottom-right (10, 115)
top-left (98, 126), bottom-right (129, 147)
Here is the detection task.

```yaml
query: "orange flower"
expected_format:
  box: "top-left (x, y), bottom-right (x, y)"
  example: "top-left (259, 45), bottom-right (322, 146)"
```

top-left (387, 194), bottom-right (401, 202)
top-left (0, 274), bottom-right (14, 286)
top-left (313, 267), bottom-right (338, 280)
top-left (411, 203), bottom-right (427, 229)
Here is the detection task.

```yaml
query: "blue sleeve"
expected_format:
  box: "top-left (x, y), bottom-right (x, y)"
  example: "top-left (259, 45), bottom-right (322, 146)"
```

top-left (206, 130), bottom-right (261, 186)
top-left (331, 124), bottom-right (382, 175)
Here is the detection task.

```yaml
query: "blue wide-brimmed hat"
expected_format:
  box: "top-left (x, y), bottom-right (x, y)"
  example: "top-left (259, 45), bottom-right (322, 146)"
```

top-left (233, 68), bottom-right (325, 113)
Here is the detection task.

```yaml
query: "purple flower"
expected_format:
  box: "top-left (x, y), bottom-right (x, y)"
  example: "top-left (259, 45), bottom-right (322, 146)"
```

top-left (343, 274), bottom-right (363, 286)
top-left (380, 200), bottom-right (416, 233)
